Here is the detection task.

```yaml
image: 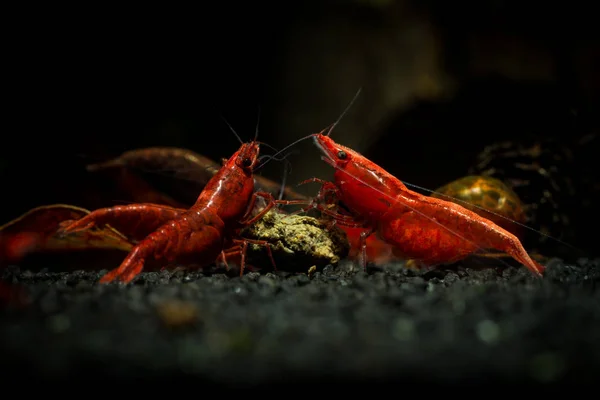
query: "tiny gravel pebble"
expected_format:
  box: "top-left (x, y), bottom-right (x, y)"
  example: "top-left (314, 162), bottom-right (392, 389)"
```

top-left (1, 257), bottom-right (599, 386)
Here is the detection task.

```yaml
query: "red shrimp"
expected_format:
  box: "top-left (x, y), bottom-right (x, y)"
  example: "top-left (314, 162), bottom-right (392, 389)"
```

top-left (300, 132), bottom-right (546, 276)
top-left (58, 140), bottom-right (278, 284)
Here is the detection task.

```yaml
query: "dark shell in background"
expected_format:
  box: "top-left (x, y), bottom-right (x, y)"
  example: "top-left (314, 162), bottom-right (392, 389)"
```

top-left (467, 133), bottom-right (599, 260)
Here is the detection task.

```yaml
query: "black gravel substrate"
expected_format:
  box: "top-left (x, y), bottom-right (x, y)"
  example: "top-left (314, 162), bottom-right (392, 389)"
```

top-left (1, 258), bottom-right (599, 388)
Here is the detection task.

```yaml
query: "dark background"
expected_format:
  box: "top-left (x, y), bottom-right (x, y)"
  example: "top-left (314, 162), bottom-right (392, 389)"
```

top-left (2, 1), bottom-right (599, 256)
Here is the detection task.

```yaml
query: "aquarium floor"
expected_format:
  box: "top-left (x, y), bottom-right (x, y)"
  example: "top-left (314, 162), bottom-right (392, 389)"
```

top-left (1, 257), bottom-right (599, 388)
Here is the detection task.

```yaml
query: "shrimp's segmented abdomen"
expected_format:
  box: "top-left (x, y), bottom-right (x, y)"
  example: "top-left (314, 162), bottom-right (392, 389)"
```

top-left (378, 203), bottom-right (480, 265)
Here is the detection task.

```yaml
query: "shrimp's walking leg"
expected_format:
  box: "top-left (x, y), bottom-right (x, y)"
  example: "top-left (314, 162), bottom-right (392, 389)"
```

top-left (232, 238), bottom-right (277, 276)
top-left (239, 191), bottom-right (292, 225)
top-left (358, 228), bottom-right (376, 270)
top-left (213, 191), bottom-right (280, 276)
top-left (275, 178), bottom-right (341, 214)
top-left (217, 238), bottom-right (277, 276)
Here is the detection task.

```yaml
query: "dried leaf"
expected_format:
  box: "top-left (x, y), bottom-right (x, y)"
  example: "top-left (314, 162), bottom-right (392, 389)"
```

top-left (0, 204), bottom-right (134, 265)
top-left (105, 168), bottom-right (189, 209)
top-left (86, 147), bottom-right (222, 186)
top-left (86, 146), bottom-right (308, 204)
top-left (86, 147), bottom-right (222, 206)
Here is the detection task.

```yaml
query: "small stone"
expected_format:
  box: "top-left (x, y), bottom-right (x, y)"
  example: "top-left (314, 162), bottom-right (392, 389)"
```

top-left (392, 318), bottom-right (415, 341)
top-left (476, 319), bottom-right (500, 344)
top-left (529, 352), bottom-right (565, 383)
top-left (155, 299), bottom-right (199, 329)
top-left (48, 314), bottom-right (71, 333)
top-left (241, 209), bottom-right (350, 272)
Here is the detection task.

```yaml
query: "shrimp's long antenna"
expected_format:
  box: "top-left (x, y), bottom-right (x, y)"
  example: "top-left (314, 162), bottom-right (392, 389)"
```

top-left (277, 157), bottom-right (292, 201)
top-left (254, 105), bottom-right (261, 142)
top-left (220, 115), bottom-right (244, 145)
top-left (260, 88), bottom-right (362, 167)
top-left (256, 134), bottom-right (314, 170)
top-left (327, 87), bottom-right (362, 137)
top-left (258, 142), bottom-right (283, 155)
top-left (258, 87), bottom-right (363, 170)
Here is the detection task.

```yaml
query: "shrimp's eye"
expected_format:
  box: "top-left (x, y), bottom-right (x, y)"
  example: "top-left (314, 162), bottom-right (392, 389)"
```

top-left (337, 150), bottom-right (347, 160)
top-left (242, 158), bottom-right (252, 167)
